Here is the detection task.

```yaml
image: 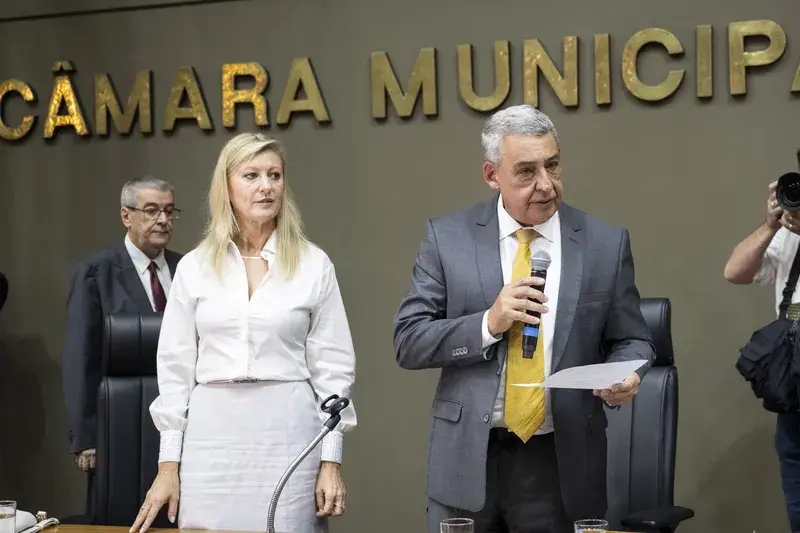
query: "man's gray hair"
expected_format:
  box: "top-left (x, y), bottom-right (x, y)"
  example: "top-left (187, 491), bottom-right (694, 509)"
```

top-left (481, 105), bottom-right (559, 164)
top-left (120, 175), bottom-right (174, 207)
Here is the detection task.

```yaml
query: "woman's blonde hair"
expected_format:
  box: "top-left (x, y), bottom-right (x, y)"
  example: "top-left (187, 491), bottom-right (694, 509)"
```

top-left (198, 132), bottom-right (309, 277)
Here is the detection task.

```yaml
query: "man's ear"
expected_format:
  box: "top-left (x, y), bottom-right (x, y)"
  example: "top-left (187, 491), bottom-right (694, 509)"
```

top-left (121, 207), bottom-right (132, 229)
top-left (482, 162), bottom-right (500, 191)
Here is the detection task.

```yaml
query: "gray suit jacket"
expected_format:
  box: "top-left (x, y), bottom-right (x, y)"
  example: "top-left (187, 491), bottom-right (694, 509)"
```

top-left (393, 194), bottom-right (655, 520)
top-left (61, 241), bottom-right (182, 454)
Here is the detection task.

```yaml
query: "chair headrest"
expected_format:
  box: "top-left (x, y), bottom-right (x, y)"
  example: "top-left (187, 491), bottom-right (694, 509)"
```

top-left (638, 297), bottom-right (674, 367)
top-left (102, 313), bottom-right (163, 377)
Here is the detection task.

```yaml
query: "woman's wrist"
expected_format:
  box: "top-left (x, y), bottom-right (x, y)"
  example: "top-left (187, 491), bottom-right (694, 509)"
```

top-left (158, 461), bottom-right (179, 474)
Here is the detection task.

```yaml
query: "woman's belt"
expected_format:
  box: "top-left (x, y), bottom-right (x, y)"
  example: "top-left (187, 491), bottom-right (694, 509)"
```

top-left (206, 377), bottom-right (266, 384)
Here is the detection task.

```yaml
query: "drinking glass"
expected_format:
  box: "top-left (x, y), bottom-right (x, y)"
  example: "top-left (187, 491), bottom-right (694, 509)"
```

top-left (0, 500), bottom-right (16, 533)
top-left (440, 517), bottom-right (474, 533)
top-left (574, 518), bottom-right (608, 532)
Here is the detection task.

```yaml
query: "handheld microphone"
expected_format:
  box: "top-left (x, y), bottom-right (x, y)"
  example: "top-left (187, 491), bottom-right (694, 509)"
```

top-left (522, 250), bottom-right (551, 359)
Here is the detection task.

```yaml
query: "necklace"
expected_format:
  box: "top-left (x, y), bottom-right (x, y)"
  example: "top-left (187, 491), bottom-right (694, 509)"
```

top-left (241, 255), bottom-right (263, 260)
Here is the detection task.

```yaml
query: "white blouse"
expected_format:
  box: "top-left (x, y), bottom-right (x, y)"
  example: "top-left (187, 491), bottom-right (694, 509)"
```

top-left (149, 232), bottom-right (357, 464)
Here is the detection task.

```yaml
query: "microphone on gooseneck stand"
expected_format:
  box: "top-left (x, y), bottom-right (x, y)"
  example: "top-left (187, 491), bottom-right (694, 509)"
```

top-left (522, 249), bottom-right (551, 359)
top-left (265, 394), bottom-right (350, 533)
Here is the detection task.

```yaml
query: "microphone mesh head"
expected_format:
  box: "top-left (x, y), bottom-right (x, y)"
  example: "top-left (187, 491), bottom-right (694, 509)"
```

top-left (531, 249), bottom-right (552, 271)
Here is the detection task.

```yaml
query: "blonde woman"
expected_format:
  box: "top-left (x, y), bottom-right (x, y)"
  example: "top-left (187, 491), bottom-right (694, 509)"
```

top-left (130, 133), bottom-right (357, 533)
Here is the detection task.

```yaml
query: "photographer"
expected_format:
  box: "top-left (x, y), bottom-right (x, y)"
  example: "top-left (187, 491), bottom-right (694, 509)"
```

top-left (724, 179), bottom-right (800, 532)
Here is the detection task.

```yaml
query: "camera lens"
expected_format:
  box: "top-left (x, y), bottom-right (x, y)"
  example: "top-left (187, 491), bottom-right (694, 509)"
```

top-left (776, 172), bottom-right (800, 211)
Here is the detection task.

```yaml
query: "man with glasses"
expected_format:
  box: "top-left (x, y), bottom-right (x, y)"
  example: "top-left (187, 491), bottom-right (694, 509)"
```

top-left (61, 176), bottom-right (183, 523)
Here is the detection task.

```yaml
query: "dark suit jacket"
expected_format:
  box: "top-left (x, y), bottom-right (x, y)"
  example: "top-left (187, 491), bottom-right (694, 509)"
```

top-left (62, 241), bottom-right (182, 454)
top-left (393, 195), bottom-right (655, 521)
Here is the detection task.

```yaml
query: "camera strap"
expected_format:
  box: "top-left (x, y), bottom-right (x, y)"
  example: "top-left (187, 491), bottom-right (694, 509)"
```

top-left (778, 240), bottom-right (800, 320)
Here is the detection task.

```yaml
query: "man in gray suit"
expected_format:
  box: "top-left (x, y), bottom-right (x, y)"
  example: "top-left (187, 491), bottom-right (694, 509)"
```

top-left (61, 176), bottom-right (183, 522)
top-left (393, 105), bottom-right (655, 533)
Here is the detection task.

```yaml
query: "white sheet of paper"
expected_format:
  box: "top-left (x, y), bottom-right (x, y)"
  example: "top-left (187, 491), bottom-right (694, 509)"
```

top-left (511, 359), bottom-right (648, 390)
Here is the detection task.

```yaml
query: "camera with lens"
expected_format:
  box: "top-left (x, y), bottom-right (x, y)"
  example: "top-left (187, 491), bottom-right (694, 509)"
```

top-left (776, 149), bottom-right (800, 211)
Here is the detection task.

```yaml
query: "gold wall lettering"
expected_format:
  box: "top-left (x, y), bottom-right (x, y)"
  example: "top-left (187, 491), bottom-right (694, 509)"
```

top-left (729, 20), bottom-right (786, 96)
top-left (0, 79), bottom-right (37, 141)
top-left (523, 37), bottom-right (579, 108)
top-left (1, 18), bottom-right (798, 143)
top-left (594, 34), bottom-right (611, 105)
top-left (457, 41), bottom-right (510, 112)
top-left (371, 48), bottom-right (437, 119)
top-left (276, 58), bottom-right (330, 125)
top-left (221, 63), bottom-right (269, 128)
top-left (163, 66), bottom-right (213, 131)
top-left (94, 70), bottom-right (152, 135)
top-left (696, 25), bottom-right (713, 98)
top-left (44, 61), bottom-right (90, 139)
top-left (622, 28), bottom-right (685, 101)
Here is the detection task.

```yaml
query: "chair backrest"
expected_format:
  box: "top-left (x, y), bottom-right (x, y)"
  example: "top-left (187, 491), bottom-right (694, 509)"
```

top-left (0, 272), bottom-right (7, 313)
top-left (95, 313), bottom-right (172, 528)
top-left (605, 297), bottom-right (679, 528)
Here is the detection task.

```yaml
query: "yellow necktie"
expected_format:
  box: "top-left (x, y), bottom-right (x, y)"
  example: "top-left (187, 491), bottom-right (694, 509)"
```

top-left (504, 228), bottom-right (546, 442)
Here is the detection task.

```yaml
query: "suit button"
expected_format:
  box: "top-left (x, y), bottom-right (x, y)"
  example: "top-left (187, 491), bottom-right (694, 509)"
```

top-left (483, 414), bottom-right (490, 423)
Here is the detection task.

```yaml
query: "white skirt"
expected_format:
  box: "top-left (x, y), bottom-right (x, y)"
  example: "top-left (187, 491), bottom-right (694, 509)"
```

top-left (178, 380), bottom-right (327, 533)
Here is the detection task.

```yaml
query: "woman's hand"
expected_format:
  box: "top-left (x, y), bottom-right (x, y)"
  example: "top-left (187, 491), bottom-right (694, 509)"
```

top-left (314, 461), bottom-right (346, 517)
top-left (130, 462), bottom-right (180, 533)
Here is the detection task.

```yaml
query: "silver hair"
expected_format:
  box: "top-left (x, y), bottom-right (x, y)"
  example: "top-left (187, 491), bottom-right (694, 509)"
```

top-left (120, 175), bottom-right (174, 207)
top-left (481, 105), bottom-right (559, 164)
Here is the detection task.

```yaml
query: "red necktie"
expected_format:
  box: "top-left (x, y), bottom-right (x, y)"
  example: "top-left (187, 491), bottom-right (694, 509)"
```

top-left (148, 261), bottom-right (167, 312)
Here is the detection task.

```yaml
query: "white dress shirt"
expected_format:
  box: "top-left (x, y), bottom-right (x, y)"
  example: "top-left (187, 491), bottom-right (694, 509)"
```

top-left (149, 232), bottom-right (357, 464)
top-left (481, 195), bottom-right (562, 434)
top-left (754, 226), bottom-right (800, 316)
top-left (124, 234), bottom-right (172, 311)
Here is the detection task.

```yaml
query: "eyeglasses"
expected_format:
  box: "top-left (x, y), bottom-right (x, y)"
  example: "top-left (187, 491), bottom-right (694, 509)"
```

top-left (125, 206), bottom-right (182, 221)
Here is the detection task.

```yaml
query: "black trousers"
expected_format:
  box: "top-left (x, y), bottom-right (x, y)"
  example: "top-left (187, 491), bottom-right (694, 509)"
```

top-left (428, 428), bottom-right (572, 533)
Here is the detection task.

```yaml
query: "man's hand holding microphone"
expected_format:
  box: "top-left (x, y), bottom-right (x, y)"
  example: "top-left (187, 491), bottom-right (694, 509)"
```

top-left (486, 276), bottom-right (548, 338)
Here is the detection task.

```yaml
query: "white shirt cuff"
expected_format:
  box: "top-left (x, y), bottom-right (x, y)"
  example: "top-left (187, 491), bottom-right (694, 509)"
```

top-left (320, 430), bottom-right (343, 464)
top-left (481, 311), bottom-right (502, 350)
top-left (159, 430), bottom-right (184, 463)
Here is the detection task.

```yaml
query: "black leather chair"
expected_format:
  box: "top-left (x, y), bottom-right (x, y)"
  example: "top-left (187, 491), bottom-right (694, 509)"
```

top-left (605, 297), bottom-right (694, 532)
top-left (0, 272), bottom-right (7, 313)
top-left (95, 313), bottom-right (174, 528)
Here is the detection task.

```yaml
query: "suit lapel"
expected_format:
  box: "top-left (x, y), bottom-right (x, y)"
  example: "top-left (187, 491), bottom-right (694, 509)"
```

top-left (552, 204), bottom-right (585, 372)
top-left (475, 194), bottom-right (503, 308)
top-left (114, 244), bottom-right (154, 313)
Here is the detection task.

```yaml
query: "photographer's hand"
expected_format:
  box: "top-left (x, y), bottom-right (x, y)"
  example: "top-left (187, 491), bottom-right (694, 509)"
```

top-left (767, 180), bottom-right (783, 230)
top-left (781, 210), bottom-right (800, 235)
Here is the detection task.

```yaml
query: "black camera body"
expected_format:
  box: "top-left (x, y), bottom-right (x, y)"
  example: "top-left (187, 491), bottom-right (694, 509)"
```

top-left (776, 149), bottom-right (800, 211)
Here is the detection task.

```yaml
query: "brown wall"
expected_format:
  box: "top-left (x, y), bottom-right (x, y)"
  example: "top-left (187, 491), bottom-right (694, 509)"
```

top-left (1, 0), bottom-right (798, 531)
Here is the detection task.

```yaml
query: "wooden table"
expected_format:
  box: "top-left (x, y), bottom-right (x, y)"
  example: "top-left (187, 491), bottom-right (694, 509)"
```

top-left (51, 524), bottom-right (632, 533)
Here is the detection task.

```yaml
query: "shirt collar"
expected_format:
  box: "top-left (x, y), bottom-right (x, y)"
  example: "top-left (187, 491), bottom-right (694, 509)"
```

top-left (124, 233), bottom-right (167, 275)
top-left (229, 231), bottom-right (278, 260)
top-left (496, 194), bottom-right (558, 243)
